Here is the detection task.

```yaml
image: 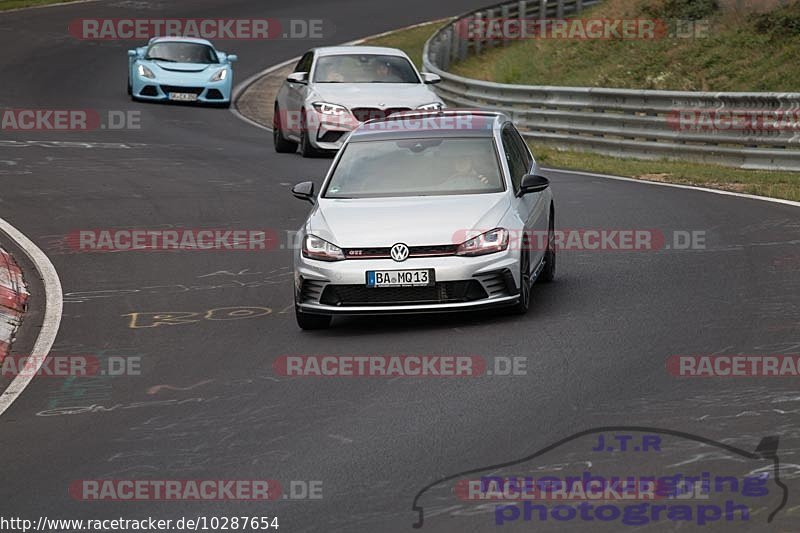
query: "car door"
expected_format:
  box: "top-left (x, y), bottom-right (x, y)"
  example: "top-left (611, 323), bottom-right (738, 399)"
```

top-left (285, 51), bottom-right (314, 136)
top-left (502, 123), bottom-right (548, 269)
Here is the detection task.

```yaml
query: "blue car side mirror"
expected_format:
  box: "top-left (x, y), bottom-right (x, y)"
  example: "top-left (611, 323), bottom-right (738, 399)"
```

top-left (227, 54), bottom-right (238, 63)
top-left (127, 50), bottom-right (137, 57)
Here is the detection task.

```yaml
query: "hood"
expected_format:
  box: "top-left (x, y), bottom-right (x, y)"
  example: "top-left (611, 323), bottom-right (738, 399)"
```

top-left (309, 194), bottom-right (510, 248)
top-left (310, 83), bottom-right (440, 110)
top-left (152, 62), bottom-right (213, 73)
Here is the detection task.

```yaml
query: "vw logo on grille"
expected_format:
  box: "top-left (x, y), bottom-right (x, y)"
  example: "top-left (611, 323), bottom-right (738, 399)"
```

top-left (390, 243), bottom-right (409, 262)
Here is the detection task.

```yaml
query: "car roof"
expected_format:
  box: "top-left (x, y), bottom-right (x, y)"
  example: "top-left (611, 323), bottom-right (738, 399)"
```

top-left (348, 110), bottom-right (507, 141)
top-left (147, 36), bottom-right (214, 47)
top-left (313, 46), bottom-right (409, 58)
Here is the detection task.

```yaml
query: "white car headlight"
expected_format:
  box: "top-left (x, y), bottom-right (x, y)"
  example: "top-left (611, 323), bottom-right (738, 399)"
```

top-left (303, 234), bottom-right (345, 261)
top-left (210, 68), bottom-right (228, 81)
top-left (312, 102), bottom-right (348, 116)
top-left (137, 64), bottom-right (155, 79)
top-left (416, 102), bottom-right (443, 111)
top-left (456, 228), bottom-right (509, 257)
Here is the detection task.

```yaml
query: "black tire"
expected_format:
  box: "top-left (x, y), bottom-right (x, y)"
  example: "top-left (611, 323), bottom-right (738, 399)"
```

top-left (512, 245), bottom-right (532, 315)
top-left (273, 104), bottom-right (298, 153)
top-left (295, 306), bottom-right (332, 330)
top-left (299, 111), bottom-right (322, 158)
top-left (539, 209), bottom-right (556, 283)
top-left (127, 78), bottom-right (132, 95)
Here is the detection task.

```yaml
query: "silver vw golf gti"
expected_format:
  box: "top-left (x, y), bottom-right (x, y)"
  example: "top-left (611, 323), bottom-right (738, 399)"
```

top-left (291, 110), bottom-right (556, 329)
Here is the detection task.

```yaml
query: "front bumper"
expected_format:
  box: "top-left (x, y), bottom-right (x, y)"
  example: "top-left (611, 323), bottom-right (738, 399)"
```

top-left (132, 76), bottom-right (232, 104)
top-left (295, 251), bottom-right (522, 315)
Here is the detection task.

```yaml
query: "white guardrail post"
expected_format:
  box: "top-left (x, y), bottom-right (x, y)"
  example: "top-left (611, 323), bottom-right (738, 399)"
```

top-left (422, 0), bottom-right (800, 170)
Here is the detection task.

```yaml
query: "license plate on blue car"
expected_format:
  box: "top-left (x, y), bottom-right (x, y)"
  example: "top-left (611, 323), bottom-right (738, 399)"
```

top-left (169, 92), bottom-right (198, 102)
top-left (366, 269), bottom-right (434, 288)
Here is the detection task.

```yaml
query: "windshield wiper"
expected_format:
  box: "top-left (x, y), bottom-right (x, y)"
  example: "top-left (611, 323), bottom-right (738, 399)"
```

top-left (146, 57), bottom-right (177, 62)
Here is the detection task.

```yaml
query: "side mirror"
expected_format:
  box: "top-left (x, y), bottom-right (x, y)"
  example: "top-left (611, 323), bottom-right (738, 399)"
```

top-left (127, 50), bottom-right (137, 57)
top-left (226, 54), bottom-right (238, 63)
top-left (518, 174), bottom-right (549, 196)
top-left (292, 181), bottom-right (315, 204)
top-left (287, 72), bottom-right (308, 84)
top-left (422, 72), bottom-right (441, 84)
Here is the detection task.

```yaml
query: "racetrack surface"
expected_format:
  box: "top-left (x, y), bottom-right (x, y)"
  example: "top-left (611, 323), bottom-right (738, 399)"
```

top-left (0, 1), bottom-right (799, 532)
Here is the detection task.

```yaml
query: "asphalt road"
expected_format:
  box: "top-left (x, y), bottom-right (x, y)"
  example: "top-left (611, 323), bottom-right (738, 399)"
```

top-left (0, 1), bottom-right (799, 532)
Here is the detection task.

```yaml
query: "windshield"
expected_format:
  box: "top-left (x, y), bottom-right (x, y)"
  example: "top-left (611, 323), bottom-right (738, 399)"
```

top-left (324, 138), bottom-right (504, 198)
top-left (313, 54), bottom-right (420, 83)
top-left (145, 42), bottom-right (218, 64)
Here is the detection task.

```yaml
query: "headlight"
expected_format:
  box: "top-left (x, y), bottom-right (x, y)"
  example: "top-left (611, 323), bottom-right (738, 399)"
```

top-left (456, 228), bottom-right (509, 257)
top-left (137, 64), bottom-right (155, 79)
top-left (312, 102), bottom-right (348, 116)
top-left (302, 234), bottom-right (345, 261)
top-left (416, 102), bottom-right (443, 111)
top-left (210, 68), bottom-right (228, 81)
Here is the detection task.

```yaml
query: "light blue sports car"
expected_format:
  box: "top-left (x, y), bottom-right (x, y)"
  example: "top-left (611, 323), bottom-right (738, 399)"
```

top-left (127, 37), bottom-right (237, 107)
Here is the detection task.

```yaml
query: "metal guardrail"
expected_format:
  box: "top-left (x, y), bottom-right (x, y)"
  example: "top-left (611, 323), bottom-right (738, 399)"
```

top-left (423, 0), bottom-right (800, 170)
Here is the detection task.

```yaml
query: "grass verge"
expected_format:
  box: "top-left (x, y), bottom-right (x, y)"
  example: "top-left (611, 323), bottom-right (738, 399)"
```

top-left (361, 20), bottom-right (447, 70)
top-left (450, 0), bottom-right (800, 92)
top-left (0, 0), bottom-right (80, 10)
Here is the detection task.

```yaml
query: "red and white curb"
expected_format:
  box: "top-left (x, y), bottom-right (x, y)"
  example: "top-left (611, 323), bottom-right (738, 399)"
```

top-left (0, 217), bottom-right (62, 418)
top-left (0, 247), bottom-right (28, 361)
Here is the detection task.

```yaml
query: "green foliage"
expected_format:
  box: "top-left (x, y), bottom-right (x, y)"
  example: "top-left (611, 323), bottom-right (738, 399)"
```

top-left (643, 0), bottom-right (719, 21)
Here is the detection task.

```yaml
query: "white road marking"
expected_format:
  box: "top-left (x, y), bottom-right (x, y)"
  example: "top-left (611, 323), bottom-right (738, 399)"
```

top-left (0, 140), bottom-right (145, 149)
top-left (0, 218), bottom-right (63, 417)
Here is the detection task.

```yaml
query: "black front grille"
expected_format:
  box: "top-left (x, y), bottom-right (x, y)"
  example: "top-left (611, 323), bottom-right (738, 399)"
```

top-left (474, 269), bottom-right (515, 297)
top-left (351, 107), bottom-right (411, 122)
top-left (160, 85), bottom-right (205, 95)
top-left (320, 281), bottom-right (487, 307)
top-left (140, 85), bottom-right (158, 97)
top-left (300, 279), bottom-right (326, 303)
top-left (343, 244), bottom-right (456, 259)
top-left (318, 130), bottom-right (345, 143)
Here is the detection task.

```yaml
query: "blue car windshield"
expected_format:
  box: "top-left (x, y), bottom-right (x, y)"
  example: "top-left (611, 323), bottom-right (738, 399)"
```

top-left (146, 43), bottom-right (219, 64)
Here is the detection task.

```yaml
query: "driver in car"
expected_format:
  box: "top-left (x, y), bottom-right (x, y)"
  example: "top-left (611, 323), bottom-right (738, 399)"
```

top-left (317, 62), bottom-right (345, 82)
top-left (442, 156), bottom-right (494, 189)
top-left (373, 61), bottom-right (401, 82)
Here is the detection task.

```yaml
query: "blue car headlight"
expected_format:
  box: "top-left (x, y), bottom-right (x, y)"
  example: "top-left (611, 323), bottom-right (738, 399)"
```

top-left (137, 64), bottom-right (155, 79)
top-left (210, 68), bottom-right (228, 82)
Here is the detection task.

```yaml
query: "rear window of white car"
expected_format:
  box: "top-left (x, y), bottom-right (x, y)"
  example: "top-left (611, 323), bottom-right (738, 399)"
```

top-left (324, 138), bottom-right (505, 198)
top-left (313, 54), bottom-right (419, 83)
